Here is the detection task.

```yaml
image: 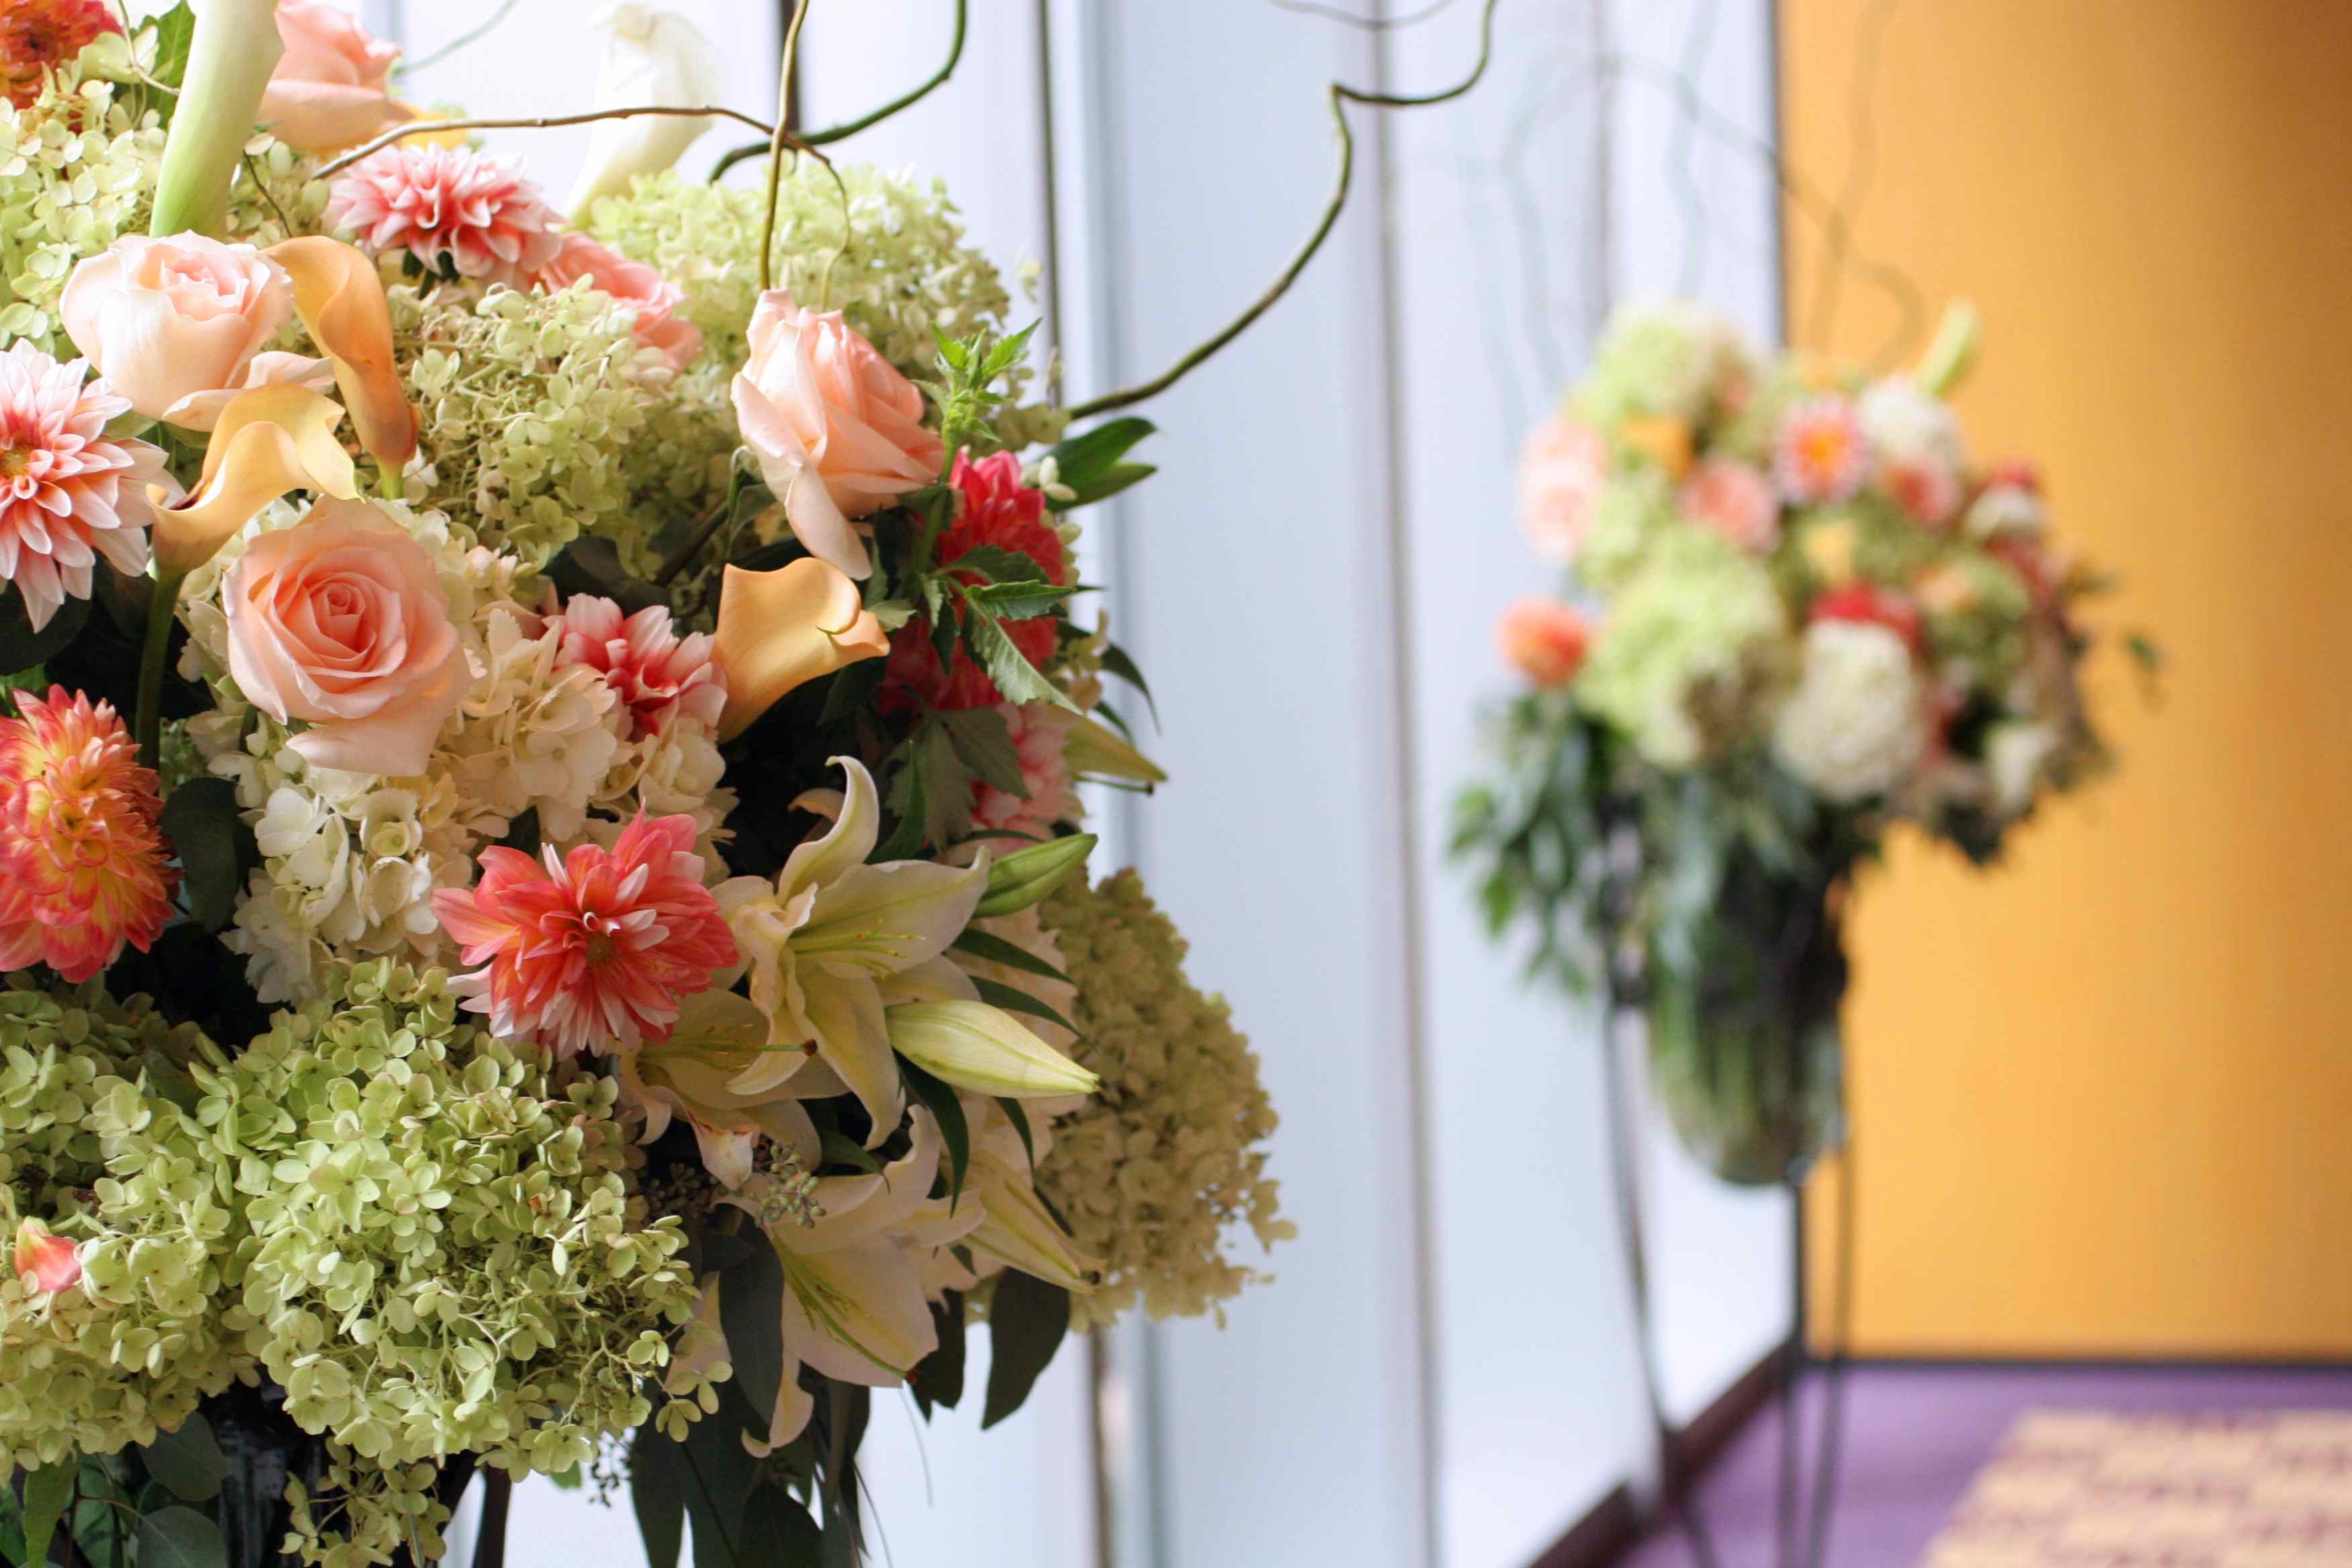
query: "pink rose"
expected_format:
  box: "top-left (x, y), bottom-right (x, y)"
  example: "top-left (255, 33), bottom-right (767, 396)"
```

top-left (535, 232), bottom-right (703, 373)
top-left (732, 289), bottom-right (944, 580)
top-left (1496, 597), bottom-right (1594, 688)
top-left (224, 499), bottom-right (465, 777)
top-left (258, 1), bottom-right (417, 155)
top-left (60, 235), bottom-right (330, 428)
top-left (1681, 458), bottom-right (1780, 552)
top-left (1520, 413), bottom-right (1608, 562)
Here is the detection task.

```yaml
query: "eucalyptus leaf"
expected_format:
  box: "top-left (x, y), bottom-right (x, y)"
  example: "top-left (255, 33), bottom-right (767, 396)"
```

top-left (136, 1506), bottom-right (228, 1568)
top-left (718, 1239), bottom-right (787, 1431)
top-left (1097, 642), bottom-right (1160, 728)
top-left (630, 1424), bottom-right (686, 1568)
top-left (898, 1059), bottom-right (970, 1208)
top-left (910, 1291), bottom-right (967, 1416)
top-left (159, 779), bottom-right (250, 934)
top-left (981, 1270), bottom-right (1071, 1429)
top-left (738, 1485), bottom-right (822, 1565)
top-left (139, 1412), bottom-right (229, 1503)
top-left (21, 1461), bottom-right (71, 1566)
top-left (0, 585), bottom-right (89, 677)
top-left (1042, 417), bottom-right (1155, 494)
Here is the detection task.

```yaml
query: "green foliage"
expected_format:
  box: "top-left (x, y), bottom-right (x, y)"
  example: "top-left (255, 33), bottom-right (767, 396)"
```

top-left (979, 1270), bottom-right (1068, 1430)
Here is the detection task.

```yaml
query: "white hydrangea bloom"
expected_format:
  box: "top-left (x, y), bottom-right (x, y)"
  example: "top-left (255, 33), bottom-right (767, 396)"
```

top-left (1857, 375), bottom-right (1968, 473)
top-left (1771, 620), bottom-right (1930, 803)
top-left (444, 606), bottom-right (624, 842)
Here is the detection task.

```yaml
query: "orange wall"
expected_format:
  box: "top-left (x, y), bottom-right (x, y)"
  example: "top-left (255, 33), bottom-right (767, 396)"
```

top-left (1785, 0), bottom-right (2352, 1357)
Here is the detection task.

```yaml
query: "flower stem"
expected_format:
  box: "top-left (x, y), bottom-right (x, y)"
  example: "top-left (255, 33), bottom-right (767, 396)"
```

top-left (134, 569), bottom-right (187, 779)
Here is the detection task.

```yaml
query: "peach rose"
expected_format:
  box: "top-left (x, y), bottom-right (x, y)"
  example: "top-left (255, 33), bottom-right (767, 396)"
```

top-left (535, 232), bottom-right (703, 373)
top-left (1520, 413), bottom-right (1608, 562)
top-left (732, 290), bottom-right (944, 580)
top-left (60, 235), bottom-right (330, 428)
top-left (257, 1), bottom-right (416, 155)
top-left (224, 498), bottom-right (464, 777)
top-left (1681, 458), bottom-right (1780, 552)
top-left (1497, 597), bottom-right (1594, 688)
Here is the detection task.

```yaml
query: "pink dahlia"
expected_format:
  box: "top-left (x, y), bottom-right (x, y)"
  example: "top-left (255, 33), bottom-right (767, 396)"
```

top-left (973, 702), bottom-right (1080, 842)
top-left (1680, 458), bottom-right (1780, 552)
top-left (0, 343), bottom-right (165, 630)
top-left (1518, 413), bottom-right (1608, 562)
top-left (0, 0), bottom-right (119, 110)
top-left (1773, 393), bottom-right (1871, 506)
top-left (0, 687), bottom-right (177, 983)
top-left (548, 594), bottom-right (725, 741)
top-left (432, 813), bottom-right (738, 1058)
top-left (534, 232), bottom-right (703, 372)
top-left (328, 144), bottom-right (563, 285)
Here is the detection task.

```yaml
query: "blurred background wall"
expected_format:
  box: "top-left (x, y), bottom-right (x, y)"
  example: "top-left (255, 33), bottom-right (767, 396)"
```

top-left (1785, 0), bottom-right (2352, 1360)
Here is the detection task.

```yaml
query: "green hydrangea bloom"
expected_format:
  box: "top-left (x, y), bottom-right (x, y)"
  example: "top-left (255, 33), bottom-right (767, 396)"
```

top-left (1572, 300), bottom-right (1758, 429)
top-left (1578, 525), bottom-right (1792, 769)
top-left (587, 164), bottom-right (1064, 449)
top-left (203, 959), bottom-right (709, 1487)
top-left (1577, 468), bottom-right (1679, 595)
top-left (394, 280), bottom-right (731, 572)
top-left (1035, 871), bottom-right (1289, 1330)
top-left (0, 66), bottom-right (164, 351)
top-left (0, 980), bottom-right (242, 1469)
top-left (285, 1442), bottom-right (452, 1568)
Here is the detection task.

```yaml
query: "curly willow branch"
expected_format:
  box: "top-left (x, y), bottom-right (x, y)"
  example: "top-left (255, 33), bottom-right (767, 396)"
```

top-left (1065, 0), bottom-right (1502, 421)
top-left (761, 0), bottom-right (817, 292)
top-left (710, 0), bottom-right (970, 181)
top-left (315, 105), bottom-right (807, 180)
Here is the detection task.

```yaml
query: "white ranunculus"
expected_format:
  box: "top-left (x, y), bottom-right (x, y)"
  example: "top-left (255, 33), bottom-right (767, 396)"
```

top-left (1771, 620), bottom-right (1930, 804)
top-left (565, 5), bottom-right (725, 223)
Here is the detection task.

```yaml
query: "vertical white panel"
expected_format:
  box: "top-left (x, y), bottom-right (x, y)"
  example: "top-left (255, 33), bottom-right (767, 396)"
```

top-left (1385, 3), bottom-right (1659, 1563)
top-left (1601, 0), bottom-right (1799, 1426)
top-left (1051, 5), bottom-right (1433, 1567)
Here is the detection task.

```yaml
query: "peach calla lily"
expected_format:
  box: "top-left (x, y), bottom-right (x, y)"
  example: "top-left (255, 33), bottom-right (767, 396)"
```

top-left (149, 385), bottom-right (360, 574)
top-left (712, 558), bottom-right (890, 741)
top-left (265, 236), bottom-right (418, 471)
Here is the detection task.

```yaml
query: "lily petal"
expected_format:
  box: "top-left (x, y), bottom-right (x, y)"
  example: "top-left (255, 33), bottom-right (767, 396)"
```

top-left (969, 1170), bottom-right (1099, 1293)
top-left (781, 1238), bottom-right (936, 1384)
top-left (266, 236), bottom-right (418, 469)
top-left (150, 384), bottom-right (358, 573)
top-left (777, 756), bottom-right (880, 902)
top-left (799, 856), bottom-right (989, 978)
top-left (796, 974), bottom-right (902, 1145)
top-left (712, 560), bottom-right (889, 741)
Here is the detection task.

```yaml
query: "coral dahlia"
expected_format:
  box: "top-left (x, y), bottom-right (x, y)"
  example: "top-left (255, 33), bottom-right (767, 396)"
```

top-left (328, 144), bottom-right (564, 285)
top-left (0, 0), bottom-right (119, 109)
top-left (885, 452), bottom-right (1069, 712)
top-left (432, 813), bottom-right (738, 1057)
top-left (0, 687), bottom-right (177, 983)
top-left (1773, 393), bottom-right (1871, 507)
top-left (548, 594), bottom-right (725, 741)
top-left (0, 343), bottom-right (166, 630)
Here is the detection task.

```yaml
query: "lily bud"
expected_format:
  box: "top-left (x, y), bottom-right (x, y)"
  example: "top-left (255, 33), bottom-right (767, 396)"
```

top-left (887, 1000), bottom-right (1099, 1099)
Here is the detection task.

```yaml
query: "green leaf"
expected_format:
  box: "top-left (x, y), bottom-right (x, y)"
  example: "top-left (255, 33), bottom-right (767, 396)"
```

top-left (963, 579), bottom-right (1081, 621)
top-left (817, 1128), bottom-right (880, 1175)
top-left (932, 324), bottom-right (971, 373)
top-left (942, 544), bottom-right (1046, 584)
top-left (21, 1461), bottom-right (71, 1567)
top-left (899, 1058), bottom-right (970, 1208)
top-left (0, 585), bottom-right (89, 676)
top-left (546, 537), bottom-right (665, 615)
top-left (718, 1237), bottom-right (787, 1432)
top-left (981, 1270), bottom-right (1071, 1429)
top-left (1065, 462), bottom-right (1158, 509)
top-left (681, 1392), bottom-right (763, 1568)
top-left (938, 707), bottom-right (1028, 797)
top-left (982, 321), bottom-right (1041, 379)
top-left (630, 1425), bottom-right (687, 1568)
top-left (997, 1099), bottom-right (1036, 1169)
top-left (964, 607), bottom-right (1077, 713)
top-left (158, 777), bottom-right (250, 934)
top-left (136, 1506), bottom-right (227, 1568)
top-left (874, 737), bottom-right (930, 863)
top-left (909, 1291), bottom-right (967, 1416)
top-left (138, 1413), bottom-right (228, 1503)
top-left (738, 1485), bottom-right (822, 1565)
top-left (948, 928), bottom-right (1071, 985)
top-left (1043, 417), bottom-right (1156, 495)
top-left (973, 833), bottom-right (1096, 918)
top-left (1097, 642), bottom-right (1160, 729)
top-left (971, 976), bottom-right (1080, 1040)
top-left (144, 4), bottom-right (198, 93)
top-left (546, 1465), bottom-right (584, 1491)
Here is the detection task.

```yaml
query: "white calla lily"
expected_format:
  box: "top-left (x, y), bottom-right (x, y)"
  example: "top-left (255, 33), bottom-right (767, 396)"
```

top-left (717, 757), bottom-right (990, 1139)
top-left (565, 5), bottom-right (726, 223)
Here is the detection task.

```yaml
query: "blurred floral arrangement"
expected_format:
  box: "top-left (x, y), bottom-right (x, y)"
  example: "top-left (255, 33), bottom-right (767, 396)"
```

top-left (0, 3), bottom-right (1304, 1565)
top-left (1455, 299), bottom-right (2149, 1184)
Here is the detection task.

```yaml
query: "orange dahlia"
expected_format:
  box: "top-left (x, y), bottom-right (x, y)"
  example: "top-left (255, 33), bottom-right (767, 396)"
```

top-left (0, 0), bottom-right (121, 110)
top-left (0, 687), bottom-right (177, 982)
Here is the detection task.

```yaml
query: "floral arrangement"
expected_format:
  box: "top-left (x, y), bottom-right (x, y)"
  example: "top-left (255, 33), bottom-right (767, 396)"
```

top-left (0, 5), bottom-right (1290, 1566)
top-left (1456, 299), bottom-right (2143, 1184)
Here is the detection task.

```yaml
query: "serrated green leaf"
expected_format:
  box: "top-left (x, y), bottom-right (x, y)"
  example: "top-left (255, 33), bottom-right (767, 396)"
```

top-left (139, 1412), bottom-right (228, 1503)
top-left (964, 579), bottom-right (1081, 621)
top-left (899, 1059), bottom-right (971, 1208)
top-left (964, 607), bottom-right (1077, 713)
top-left (938, 707), bottom-right (1028, 797)
top-left (944, 544), bottom-right (1047, 584)
top-left (136, 1506), bottom-right (226, 1568)
top-left (981, 1271), bottom-right (1071, 1428)
top-left (948, 928), bottom-right (1071, 985)
top-left (159, 777), bottom-right (250, 934)
top-left (983, 320), bottom-right (1041, 379)
top-left (971, 975), bottom-right (1080, 1040)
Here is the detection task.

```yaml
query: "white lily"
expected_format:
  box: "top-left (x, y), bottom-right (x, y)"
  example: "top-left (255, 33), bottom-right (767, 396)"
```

top-left (958, 1094), bottom-right (1098, 1293)
top-left (565, 5), bottom-right (726, 223)
top-left (616, 991), bottom-right (822, 1187)
top-left (716, 756), bottom-right (989, 1140)
top-left (723, 1110), bottom-right (983, 1455)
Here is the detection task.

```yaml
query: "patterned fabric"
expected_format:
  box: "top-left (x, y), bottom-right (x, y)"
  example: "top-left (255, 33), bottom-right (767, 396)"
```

top-left (1924, 1411), bottom-right (2352, 1565)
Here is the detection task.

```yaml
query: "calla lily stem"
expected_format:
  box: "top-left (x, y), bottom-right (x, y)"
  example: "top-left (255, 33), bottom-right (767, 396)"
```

top-left (134, 569), bottom-right (187, 779)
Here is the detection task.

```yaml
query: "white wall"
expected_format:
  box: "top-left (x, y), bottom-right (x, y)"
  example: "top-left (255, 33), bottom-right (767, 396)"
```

top-left (295, 3), bottom-right (1796, 1565)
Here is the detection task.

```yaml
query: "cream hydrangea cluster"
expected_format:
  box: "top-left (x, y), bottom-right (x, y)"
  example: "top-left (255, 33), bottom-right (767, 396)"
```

top-left (1770, 618), bottom-right (1930, 803)
top-left (0, 980), bottom-right (242, 1469)
top-left (1572, 298), bottom-right (1761, 430)
top-left (211, 961), bottom-right (709, 1487)
top-left (1032, 871), bottom-right (1289, 1328)
top-left (178, 501), bottom-right (732, 1003)
top-left (585, 164), bottom-right (1065, 450)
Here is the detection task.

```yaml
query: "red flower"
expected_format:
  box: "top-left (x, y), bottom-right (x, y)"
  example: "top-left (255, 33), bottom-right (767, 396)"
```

top-left (884, 452), bottom-right (1068, 713)
top-left (1809, 583), bottom-right (1924, 651)
top-left (431, 814), bottom-right (738, 1059)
